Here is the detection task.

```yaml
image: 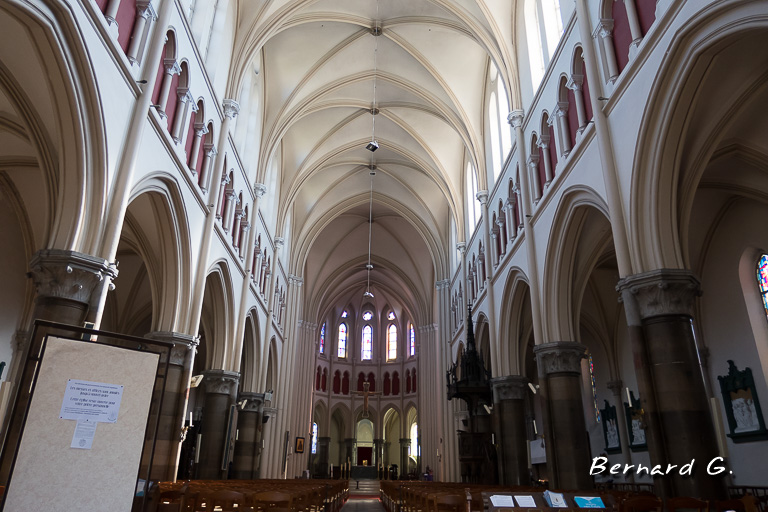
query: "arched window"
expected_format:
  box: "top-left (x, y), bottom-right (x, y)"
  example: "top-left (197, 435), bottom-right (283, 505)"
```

top-left (363, 311), bottom-right (373, 321)
top-left (388, 311), bottom-right (395, 320)
top-left (757, 255), bottom-right (768, 318)
top-left (338, 323), bottom-right (348, 358)
top-left (489, 91), bottom-right (501, 180)
top-left (341, 310), bottom-right (348, 318)
top-left (589, 354), bottom-right (601, 423)
top-left (388, 324), bottom-right (398, 360)
top-left (525, 0), bottom-right (564, 91)
top-left (362, 325), bottom-right (373, 360)
top-left (466, 163), bottom-right (481, 232)
top-left (409, 324), bottom-right (415, 357)
top-left (319, 323), bottom-right (325, 354)
top-left (311, 422), bottom-right (318, 454)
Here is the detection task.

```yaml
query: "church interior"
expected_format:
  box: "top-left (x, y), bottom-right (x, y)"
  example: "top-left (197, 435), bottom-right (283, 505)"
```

top-left (0, 0), bottom-right (767, 509)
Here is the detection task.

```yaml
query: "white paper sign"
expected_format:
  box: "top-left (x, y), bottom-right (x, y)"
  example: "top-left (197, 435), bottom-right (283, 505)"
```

top-left (60, 379), bottom-right (123, 423)
top-left (515, 496), bottom-right (537, 507)
top-left (490, 495), bottom-right (516, 507)
top-left (71, 419), bottom-right (97, 450)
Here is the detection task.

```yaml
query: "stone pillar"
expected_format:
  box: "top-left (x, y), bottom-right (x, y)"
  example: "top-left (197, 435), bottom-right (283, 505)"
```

top-left (598, 19), bottom-right (619, 82)
top-left (187, 124), bottom-right (208, 175)
top-left (126, 1), bottom-right (156, 65)
top-left (534, 341), bottom-right (592, 490)
top-left (317, 436), bottom-right (331, 477)
top-left (157, 60), bottom-right (181, 118)
top-left (344, 438), bottom-right (355, 467)
top-left (617, 270), bottom-right (727, 499)
top-left (399, 438), bottom-right (410, 477)
top-left (145, 332), bottom-right (197, 481)
top-left (491, 376), bottom-right (529, 485)
top-left (0, 249), bottom-right (118, 482)
top-left (383, 441), bottom-right (391, 469)
top-left (198, 370), bottom-right (239, 479)
top-left (232, 392), bottom-right (264, 479)
top-left (373, 438), bottom-right (382, 467)
top-left (568, 76), bottom-right (587, 132)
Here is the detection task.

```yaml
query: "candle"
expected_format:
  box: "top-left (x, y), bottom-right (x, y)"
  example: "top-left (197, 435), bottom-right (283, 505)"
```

top-left (533, 420), bottom-right (538, 435)
top-left (189, 411), bottom-right (193, 427)
top-left (626, 387), bottom-right (631, 404)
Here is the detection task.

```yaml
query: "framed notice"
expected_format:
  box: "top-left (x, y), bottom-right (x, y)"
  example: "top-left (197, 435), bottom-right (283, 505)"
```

top-left (0, 322), bottom-right (172, 512)
top-left (296, 436), bottom-right (305, 453)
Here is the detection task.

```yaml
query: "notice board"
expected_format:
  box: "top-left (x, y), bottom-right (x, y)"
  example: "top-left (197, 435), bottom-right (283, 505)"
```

top-left (3, 336), bottom-right (159, 512)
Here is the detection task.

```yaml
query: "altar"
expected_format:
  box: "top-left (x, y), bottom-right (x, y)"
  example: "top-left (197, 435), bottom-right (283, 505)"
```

top-left (350, 464), bottom-right (378, 479)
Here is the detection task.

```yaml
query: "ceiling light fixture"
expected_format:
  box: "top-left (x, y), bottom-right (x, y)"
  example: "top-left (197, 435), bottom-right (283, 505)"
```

top-left (366, 0), bottom-right (380, 153)
top-left (363, 169), bottom-right (375, 299)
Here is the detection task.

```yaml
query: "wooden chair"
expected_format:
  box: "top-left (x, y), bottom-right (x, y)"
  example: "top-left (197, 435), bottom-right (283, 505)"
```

top-left (668, 497), bottom-right (708, 512)
top-left (432, 493), bottom-right (466, 512)
top-left (201, 490), bottom-right (247, 512)
top-left (622, 495), bottom-right (663, 512)
top-left (252, 490), bottom-right (295, 512)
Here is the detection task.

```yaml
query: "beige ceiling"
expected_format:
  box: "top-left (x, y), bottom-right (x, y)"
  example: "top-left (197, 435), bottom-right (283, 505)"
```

top-left (227, 0), bottom-right (517, 323)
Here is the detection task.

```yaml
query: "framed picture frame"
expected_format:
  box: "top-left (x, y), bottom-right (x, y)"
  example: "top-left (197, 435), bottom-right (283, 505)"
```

top-left (623, 391), bottom-right (648, 452)
top-left (718, 360), bottom-right (768, 443)
top-left (295, 436), bottom-right (305, 453)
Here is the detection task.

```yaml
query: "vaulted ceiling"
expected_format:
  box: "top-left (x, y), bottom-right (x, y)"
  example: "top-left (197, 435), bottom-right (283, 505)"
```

top-left (229, 0), bottom-right (518, 323)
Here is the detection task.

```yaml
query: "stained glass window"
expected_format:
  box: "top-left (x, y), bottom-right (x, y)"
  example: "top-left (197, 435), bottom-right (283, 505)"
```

top-left (319, 323), bottom-right (325, 354)
top-left (338, 323), bottom-right (347, 358)
top-left (363, 311), bottom-right (373, 321)
top-left (758, 255), bottom-right (768, 318)
top-left (341, 310), bottom-right (348, 318)
top-left (388, 311), bottom-right (395, 320)
top-left (388, 324), bottom-right (398, 360)
top-left (589, 354), bottom-right (601, 423)
top-left (311, 422), bottom-right (318, 454)
top-left (409, 324), bottom-right (415, 357)
top-left (362, 325), bottom-right (373, 360)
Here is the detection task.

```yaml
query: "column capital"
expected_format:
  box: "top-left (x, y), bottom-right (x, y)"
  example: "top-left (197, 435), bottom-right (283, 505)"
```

top-left (435, 279), bottom-right (450, 290)
top-left (490, 375), bottom-right (528, 401)
top-left (194, 124), bottom-right (209, 137)
top-left (476, 190), bottom-right (489, 204)
top-left (145, 331), bottom-right (197, 366)
top-left (222, 99), bottom-right (240, 119)
top-left (455, 242), bottom-right (466, 254)
top-left (201, 369), bottom-right (240, 395)
top-left (567, 74), bottom-right (585, 90)
top-left (29, 249), bottom-right (118, 305)
top-left (136, 0), bottom-right (157, 20)
top-left (508, 110), bottom-right (525, 128)
top-left (164, 60), bottom-right (181, 75)
top-left (533, 341), bottom-right (587, 376)
top-left (606, 379), bottom-right (624, 396)
top-left (238, 392), bottom-right (265, 412)
top-left (598, 18), bottom-right (615, 38)
top-left (254, 183), bottom-right (267, 197)
top-left (274, 237), bottom-right (284, 249)
top-left (616, 269), bottom-right (701, 319)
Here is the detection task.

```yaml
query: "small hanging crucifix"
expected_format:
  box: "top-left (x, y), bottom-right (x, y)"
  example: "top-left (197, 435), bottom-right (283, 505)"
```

top-left (352, 380), bottom-right (381, 417)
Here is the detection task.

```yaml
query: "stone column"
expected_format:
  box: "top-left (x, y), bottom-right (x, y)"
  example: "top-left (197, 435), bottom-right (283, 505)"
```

top-left (617, 270), bottom-right (727, 499)
top-left (145, 331), bottom-right (197, 481)
top-left (104, 0), bottom-right (122, 37)
top-left (383, 441), bottom-right (391, 469)
top-left (157, 60), bottom-right (181, 118)
top-left (567, 75), bottom-right (587, 132)
top-left (198, 145), bottom-right (217, 193)
top-left (171, 90), bottom-right (192, 144)
top-left (534, 341), bottom-right (592, 490)
top-left (598, 19), bottom-right (619, 82)
top-left (127, 1), bottom-right (156, 66)
top-left (373, 438), bottom-right (382, 467)
top-left (344, 438), bottom-right (355, 467)
top-left (491, 376), bottom-right (529, 485)
top-left (527, 158), bottom-right (541, 202)
top-left (198, 370), bottom-right (239, 479)
top-left (555, 103), bottom-right (572, 156)
top-left (539, 139), bottom-right (554, 185)
top-left (399, 438), bottom-right (411, 477)
top-left (232, 392), bottom-right (264, 479)
top-left (0, 249), bottom-right (118, 481)
top-left (187, 124), bottom-right (208, 175)
top-left (316, 437), bottom-right (330, 477)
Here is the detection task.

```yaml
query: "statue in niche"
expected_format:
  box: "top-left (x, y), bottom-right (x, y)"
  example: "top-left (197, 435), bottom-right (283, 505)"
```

top-left (600, 400), bottom-right (621, 454)
top-left (718, 360), bottom-right (768, 442)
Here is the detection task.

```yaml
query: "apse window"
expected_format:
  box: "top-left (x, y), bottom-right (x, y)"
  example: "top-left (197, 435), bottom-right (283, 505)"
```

top-left (388, 311), bottom-right (395, 320)
top-left (338, 323), bottom-right (348, 358)
top-left (409, 324), bottom-right (415, 357)
top-left (341, 310), bottom-right (348, 318)
top-left (319, 323), bottom-right (326, 354)
top-left (388, 324), bottom-right (398, 361)
top-left (757, 255), bottom-right (768, 319)
top-left (363, 311), bottom-right (373, 321)
top-left (311, 422), bottom-right (318, 454)
top-left (362, 325), bottom-right (373, 360)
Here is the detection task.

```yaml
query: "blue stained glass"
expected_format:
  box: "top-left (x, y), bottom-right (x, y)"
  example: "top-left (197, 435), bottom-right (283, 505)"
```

top-left (758, 256), bottom-right (768, 322)
top-left (338, 323), bottom-right (347, 358)
top-left (311, 423), bottom-right (318, 454)
top-left (409, 324), bottom-right (415, 357)
top-left (319, 323), bottom-right (325, 354)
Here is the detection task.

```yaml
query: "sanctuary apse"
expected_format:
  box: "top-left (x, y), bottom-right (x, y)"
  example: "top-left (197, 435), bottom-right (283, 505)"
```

top-left (0, 0), bottom-right (767, 504)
